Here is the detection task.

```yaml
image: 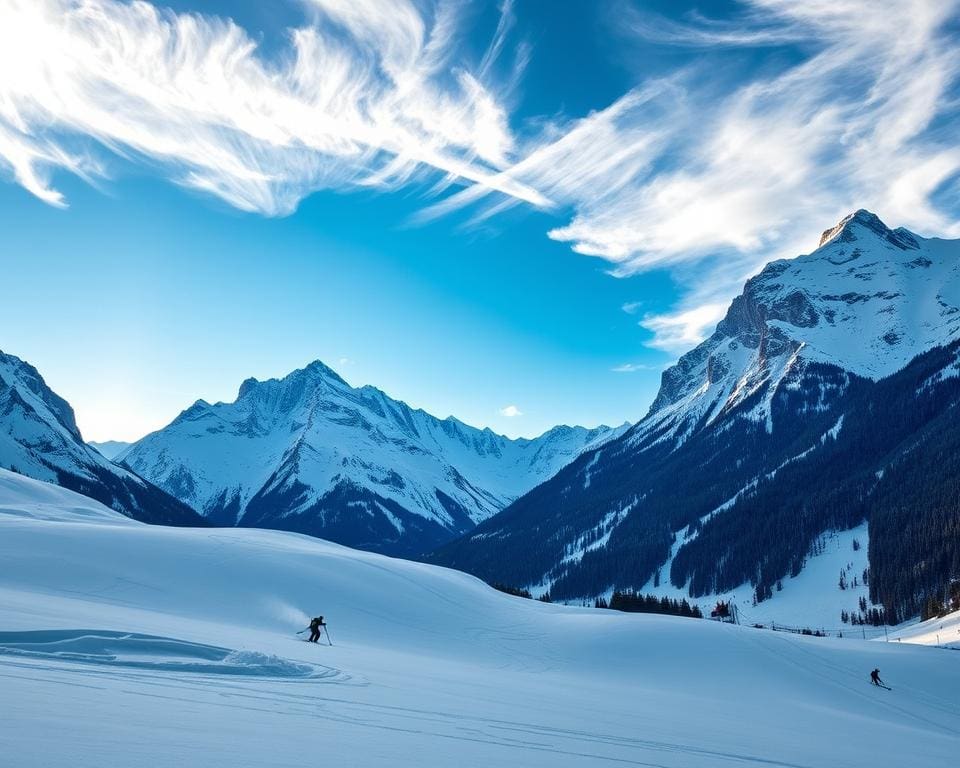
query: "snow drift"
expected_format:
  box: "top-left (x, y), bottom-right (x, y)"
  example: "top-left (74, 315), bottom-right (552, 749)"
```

top-left (0, 468), bottom-right (958, 767)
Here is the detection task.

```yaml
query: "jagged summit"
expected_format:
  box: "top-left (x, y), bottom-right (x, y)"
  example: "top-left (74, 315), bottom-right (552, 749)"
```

top-left (818, 209), bottom-right (919, 250)
top-left (0, 349), bottom-right (82, 440)
top-left (237, 359), bottom-right (348, 400)
top-left (121, 360), bottom-right (627, 555)
top-left (645, 208), bottom-right (956, 428)
top-left (237, 378), bottom-right (260, 399)
top-left (171, 399), bottom-right (212, 424)
top-left (818, 209), bottom-right (881, 247)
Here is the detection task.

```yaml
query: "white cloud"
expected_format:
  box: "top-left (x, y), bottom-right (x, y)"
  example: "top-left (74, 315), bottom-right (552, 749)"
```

top-left (619, 8), bottom-right (803, 49)
top-left (640, 302), bottom-right (729, 353)
top-left (499, 404), bottom-right (523, 418)
top-left (478, 0), bottom-right (516, 80)
top-left (3, 0), bottom-right (960, 356)
top-left (611, 362), bottom-right (659, 373)
top-left (543, 0), bottom-right (960, 272)
top-left (621, 301), bottom-right (643, 315)
top-left (0, 0), bottom-right (546, 213)
top-left (8, 0), bottom-right (958, 247)
top-left (421, 0), bottom-right (960, 350)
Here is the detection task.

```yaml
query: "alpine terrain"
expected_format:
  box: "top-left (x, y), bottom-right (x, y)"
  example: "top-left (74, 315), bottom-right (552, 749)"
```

top-left (119, 361), bottom-right (626, 556)
top-left (432, 211), bottom-right (960, 625)
top-left (1, 467), bottom-right (957, 768)
top-left (0, 351), bottom-right (204, 526)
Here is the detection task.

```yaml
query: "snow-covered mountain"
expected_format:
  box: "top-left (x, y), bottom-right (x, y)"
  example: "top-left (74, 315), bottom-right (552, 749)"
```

top-left (120, 361), bottom-right (626, 555)
top-left (88, 440), bottom-right (131, 460)
top-left (641, 209), bottom-right (959, 443)
top-left (433, 211), bottom-right (960, 624)
top-left (0, 350), bottom-right (204, 526)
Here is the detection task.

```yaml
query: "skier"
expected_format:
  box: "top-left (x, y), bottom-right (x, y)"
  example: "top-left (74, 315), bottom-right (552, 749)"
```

top-left (308, 616), bottom-right (326, 643)
top-left (870, 668), bottom-right (884, 687)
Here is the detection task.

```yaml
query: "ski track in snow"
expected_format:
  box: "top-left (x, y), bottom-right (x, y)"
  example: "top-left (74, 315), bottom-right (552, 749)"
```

top-left (0, 656), bottom-right (828, 768)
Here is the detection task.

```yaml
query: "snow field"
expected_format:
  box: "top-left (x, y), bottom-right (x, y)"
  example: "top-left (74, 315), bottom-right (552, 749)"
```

top-left (0, 470), bottom-right (958, 767)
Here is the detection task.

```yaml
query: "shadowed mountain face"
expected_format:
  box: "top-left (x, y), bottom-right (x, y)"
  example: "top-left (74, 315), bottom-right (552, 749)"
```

top-left (0, 351), bottom-right (204, 527)
top-left (431, 211), bottom-right (960, 621)
top-left (119, 361), bottom-right (627, 557)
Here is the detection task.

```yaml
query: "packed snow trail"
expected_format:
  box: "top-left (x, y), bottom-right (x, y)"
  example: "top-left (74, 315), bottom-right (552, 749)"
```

top-left (0, 471), bottom-right (958, 767)
top-left (890, 609), bottom-right (960, 649)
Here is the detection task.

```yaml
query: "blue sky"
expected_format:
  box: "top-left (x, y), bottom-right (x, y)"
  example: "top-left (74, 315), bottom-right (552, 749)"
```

top-left (1, 0), bottom-right (959, 441)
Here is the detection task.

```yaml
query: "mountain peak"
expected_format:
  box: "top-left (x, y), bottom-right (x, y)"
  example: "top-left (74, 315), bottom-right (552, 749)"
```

top-left (171, 399), bottom-right (212, 425)
top-left (818, 209), bottom-right (880, 247)
top-left (237, 377), bottom-right (260, 398)
top-left (236, 360), bottom-right (348, 401)
top-left (280, 359), bottom-right (348, 390)
top-left (818, 209), bottom-right (918, 250)
top-left (646, 210), bottom-right (954, 421)
top-left (121, 360), bottom-right (624, 553)
top-left (300, 359), bottom-right (347, 384)
top-left (0, 349), bottom-right (82, 440)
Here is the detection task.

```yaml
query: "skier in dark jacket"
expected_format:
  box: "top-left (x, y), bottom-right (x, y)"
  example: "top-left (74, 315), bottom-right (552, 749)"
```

top-left (308, 616), bottom-right (325, 643)
top-left (870, 668), bottom-right (884, 686)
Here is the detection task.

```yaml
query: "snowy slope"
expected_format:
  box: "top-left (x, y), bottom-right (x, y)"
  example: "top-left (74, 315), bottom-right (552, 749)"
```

top-left (891, 609), bottom-right (960, 649)
top-left (635, 523), bottom-right (880, 633)
top-left (1, 473), bottom-right (958, 767)
top-left (120, 360), bottom-right (626, 554)
top-left (0, 350), bottom-right (203, 526)
top-left (0, 467), bottom-right (135, 524)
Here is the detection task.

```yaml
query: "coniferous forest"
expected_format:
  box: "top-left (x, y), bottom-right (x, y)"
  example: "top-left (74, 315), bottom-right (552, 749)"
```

top-left (433, 341), bottom-right (960, 622)
top-left (594, 592), bottom-right (703, 619)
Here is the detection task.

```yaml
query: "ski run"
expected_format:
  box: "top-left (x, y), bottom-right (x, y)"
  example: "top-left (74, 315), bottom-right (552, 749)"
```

top-left (1, 469), bottom-right (958, 768)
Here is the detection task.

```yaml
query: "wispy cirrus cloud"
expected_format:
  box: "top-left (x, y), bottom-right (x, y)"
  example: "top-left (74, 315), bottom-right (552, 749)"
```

top-left (0, 0), bottom-right (542, 213)
top-left (3, 0), bottom-right (960, 356)
top-left (428, 0), bottom-right (960, 348)
top-left (611, 362), bottom-right (660, 373)
top-left (639, 302), bottom-right (731, 353)
top-left (549, 0), bottom-right (960, 269)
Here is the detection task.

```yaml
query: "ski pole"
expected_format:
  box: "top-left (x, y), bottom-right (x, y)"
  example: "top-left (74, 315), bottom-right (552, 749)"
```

top-left (324, 625), bottom-right (333, 646)
top-left (295, 628), bottom-right (308, 635)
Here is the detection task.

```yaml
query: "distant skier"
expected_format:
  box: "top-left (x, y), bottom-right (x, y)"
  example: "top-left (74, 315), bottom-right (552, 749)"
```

top-left (870, 668), bottom-right (884, 687)
top-left (308, 616), bottom-right (326, 643)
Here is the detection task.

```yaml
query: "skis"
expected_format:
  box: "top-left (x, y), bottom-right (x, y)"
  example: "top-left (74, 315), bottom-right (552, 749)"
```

top-left (871, 682), bottom-right (892, 690)
top-left (297, 627), bottom-right (333, 646)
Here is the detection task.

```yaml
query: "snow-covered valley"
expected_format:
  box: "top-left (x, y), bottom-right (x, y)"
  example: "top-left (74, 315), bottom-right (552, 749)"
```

top-left (1, 469), bottom-right (958, 768)
top-left (3, 0), bottom-right (959, 758)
